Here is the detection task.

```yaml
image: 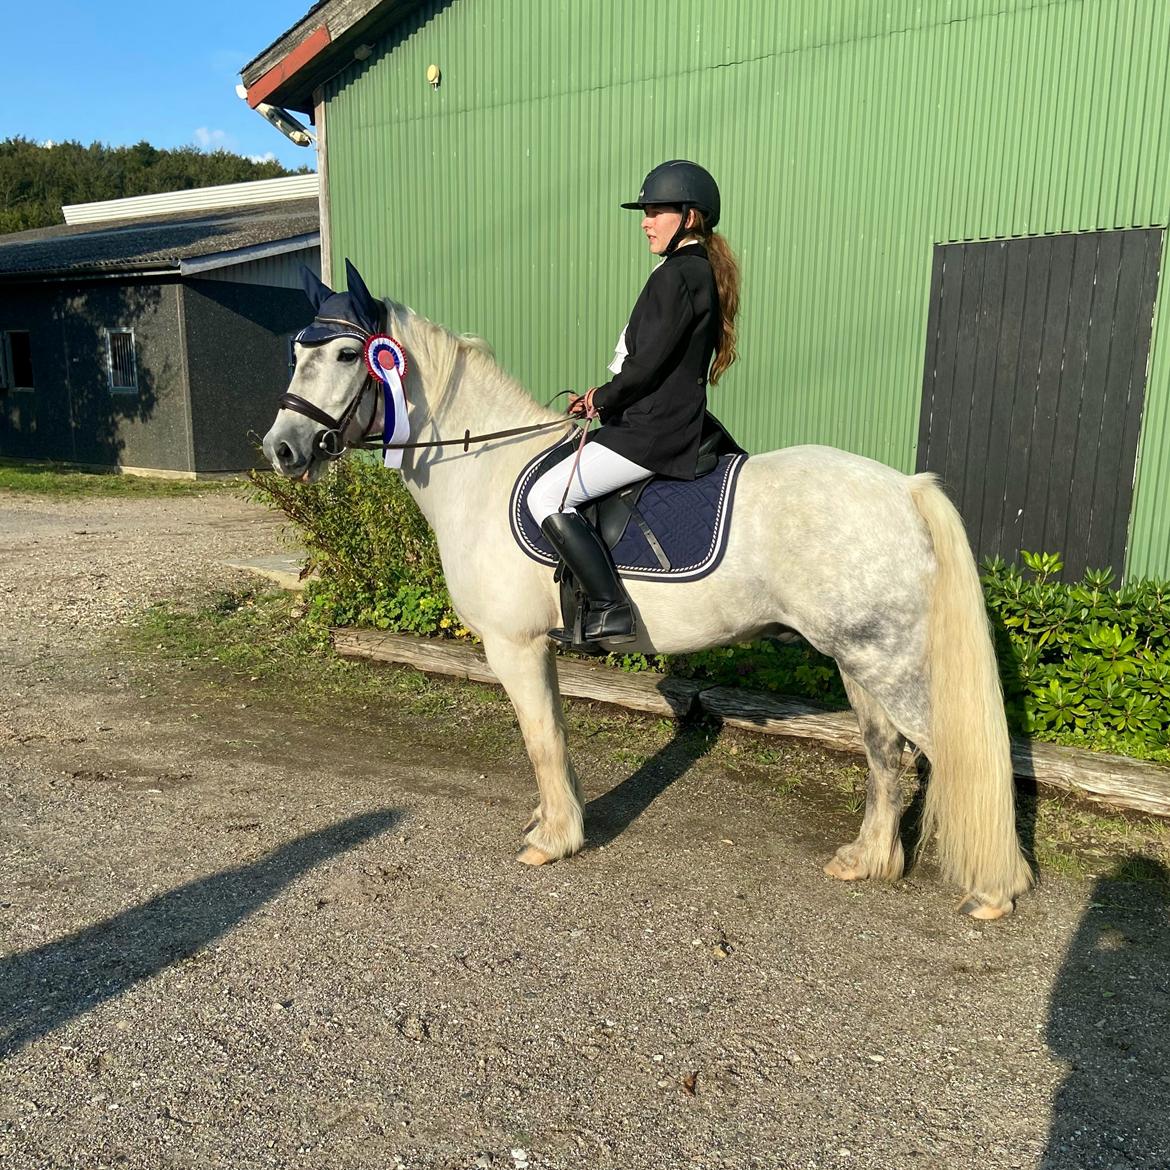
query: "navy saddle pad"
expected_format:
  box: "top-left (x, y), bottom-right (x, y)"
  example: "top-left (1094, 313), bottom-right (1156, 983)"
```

top-left (509, 438), bottom-right (747, 582)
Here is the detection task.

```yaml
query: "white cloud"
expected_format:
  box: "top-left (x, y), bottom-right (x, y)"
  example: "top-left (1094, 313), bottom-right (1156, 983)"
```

top-left (248, 151), bottom-right (278, 164)
top-left (194, 127), bottom-right (234, 151)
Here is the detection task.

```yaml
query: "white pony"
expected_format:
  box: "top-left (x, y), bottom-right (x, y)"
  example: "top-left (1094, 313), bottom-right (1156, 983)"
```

top-left (262, 267), bottom-right (1032, 919)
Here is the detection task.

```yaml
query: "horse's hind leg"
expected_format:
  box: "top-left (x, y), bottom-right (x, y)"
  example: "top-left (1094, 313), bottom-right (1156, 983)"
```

top-left (824, 671), bottom-right (908, 882)
top-left (480, 632), bottom-right (585, 865)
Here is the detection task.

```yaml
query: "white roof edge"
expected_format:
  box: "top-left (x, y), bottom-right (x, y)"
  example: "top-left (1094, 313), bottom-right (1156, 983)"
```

top-left (179, 233), bottom-right (321, 275)
top-left (63, 174), bottom-right (320, 225)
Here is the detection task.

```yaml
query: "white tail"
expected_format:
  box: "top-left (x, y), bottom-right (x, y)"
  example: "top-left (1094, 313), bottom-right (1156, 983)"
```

top-left (910, 475), bottom-right (1032, 914)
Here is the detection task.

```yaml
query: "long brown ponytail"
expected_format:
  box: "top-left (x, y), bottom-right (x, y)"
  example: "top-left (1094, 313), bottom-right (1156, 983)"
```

top-left (691, 210), bottom-right (740, 385)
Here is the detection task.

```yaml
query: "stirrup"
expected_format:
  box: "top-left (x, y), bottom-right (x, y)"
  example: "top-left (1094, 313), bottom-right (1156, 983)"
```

top-left (583, 601), bottom-right (637, 645)
top-left (548, 603), bottom-right (635, 650)
top-left (548, 625), bottom-right (601, 650)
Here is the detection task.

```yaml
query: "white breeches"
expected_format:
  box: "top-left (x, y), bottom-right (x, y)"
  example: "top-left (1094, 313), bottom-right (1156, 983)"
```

top-left (526, 442), bottom-right (653, 527)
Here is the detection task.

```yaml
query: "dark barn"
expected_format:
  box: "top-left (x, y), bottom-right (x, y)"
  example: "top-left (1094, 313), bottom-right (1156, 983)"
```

top-left (0, 175), bottom-right (320, 476)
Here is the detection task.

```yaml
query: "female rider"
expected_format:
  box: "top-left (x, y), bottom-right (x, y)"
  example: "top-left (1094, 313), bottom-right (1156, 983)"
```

top-left (527, 159), bottom-right (741, 646)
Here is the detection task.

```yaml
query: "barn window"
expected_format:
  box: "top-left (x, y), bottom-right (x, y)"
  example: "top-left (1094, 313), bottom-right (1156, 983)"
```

top-left (106, 328), bottom-right (138, 392)
top-left (0, 330), bottom-right (34, 391)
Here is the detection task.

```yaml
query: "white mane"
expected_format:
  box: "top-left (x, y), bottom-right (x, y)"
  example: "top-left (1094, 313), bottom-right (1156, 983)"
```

top-left (384, 299), bottom-right (560, 426)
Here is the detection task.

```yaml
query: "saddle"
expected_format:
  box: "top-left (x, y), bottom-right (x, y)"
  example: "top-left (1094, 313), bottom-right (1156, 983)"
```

top-left (577, 413), bottom-right (745, 565)
top-left (509, 413), bottom-right (748, 652)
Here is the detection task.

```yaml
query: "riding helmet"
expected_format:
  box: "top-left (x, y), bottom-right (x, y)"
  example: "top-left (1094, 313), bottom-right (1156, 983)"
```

top-left (621, 160), bottom-right (720, 229)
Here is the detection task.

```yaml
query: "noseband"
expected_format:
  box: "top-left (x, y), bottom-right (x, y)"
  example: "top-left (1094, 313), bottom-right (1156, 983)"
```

top-left (278, 378), bottom-right (375, 460)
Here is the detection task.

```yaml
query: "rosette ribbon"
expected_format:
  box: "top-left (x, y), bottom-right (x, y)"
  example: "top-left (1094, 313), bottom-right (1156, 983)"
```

top-left (364, 335), bottom-right (410, 469)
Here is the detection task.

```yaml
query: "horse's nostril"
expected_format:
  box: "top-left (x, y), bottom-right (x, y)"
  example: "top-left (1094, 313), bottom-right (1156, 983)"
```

top-left (276, 441), bottom-right (293, 463)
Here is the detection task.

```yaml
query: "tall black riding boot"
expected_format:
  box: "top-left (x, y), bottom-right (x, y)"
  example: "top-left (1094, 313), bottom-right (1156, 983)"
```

top-left (541, 511), bottom-right (637, 646)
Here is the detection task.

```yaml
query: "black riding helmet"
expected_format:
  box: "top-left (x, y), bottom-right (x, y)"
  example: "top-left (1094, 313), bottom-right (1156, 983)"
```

top-left (621, 160), bottom-right (720, 254)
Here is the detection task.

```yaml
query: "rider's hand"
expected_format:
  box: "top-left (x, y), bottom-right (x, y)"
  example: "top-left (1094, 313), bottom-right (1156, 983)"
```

top-left (568, 389), bottom-right (597, 418)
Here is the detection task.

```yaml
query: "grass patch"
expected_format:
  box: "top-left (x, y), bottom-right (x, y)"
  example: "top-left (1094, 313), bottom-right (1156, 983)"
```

top-left (125, 584), bottom-right (1170, 888)
top-left (130, 586), bottom-right (497, 705)
top-left (126, 585), bottom-right (522, 760)
top-left (0, 458), bottom-right (240, 497)
top-left (1027, 792), bottom-right (1170, 887)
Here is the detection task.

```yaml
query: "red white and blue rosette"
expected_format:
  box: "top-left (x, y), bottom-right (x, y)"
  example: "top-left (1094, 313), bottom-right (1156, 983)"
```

top-left (364, 334), bottom-right (410, 468)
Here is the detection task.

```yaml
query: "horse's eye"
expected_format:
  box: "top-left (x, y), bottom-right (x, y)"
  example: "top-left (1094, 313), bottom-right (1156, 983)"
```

top-left (338, 349), bottom-right (361, 363)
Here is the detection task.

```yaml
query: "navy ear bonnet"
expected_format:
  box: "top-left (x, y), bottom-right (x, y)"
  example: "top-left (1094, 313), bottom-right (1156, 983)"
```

top-left (296, 259), bottom-right (383, 345)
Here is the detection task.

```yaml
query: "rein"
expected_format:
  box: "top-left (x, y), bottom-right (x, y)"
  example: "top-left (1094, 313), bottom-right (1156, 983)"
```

top-left (357, 416), bottom-right (573, 454)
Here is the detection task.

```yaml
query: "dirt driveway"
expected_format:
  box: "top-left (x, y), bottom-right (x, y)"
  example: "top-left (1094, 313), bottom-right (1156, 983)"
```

top-left (1, 492), bottom-right (1168, 1170)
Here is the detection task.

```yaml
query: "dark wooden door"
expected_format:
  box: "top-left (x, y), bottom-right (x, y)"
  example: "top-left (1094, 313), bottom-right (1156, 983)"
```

top-left (916, 228), bottom-right (1162, 580)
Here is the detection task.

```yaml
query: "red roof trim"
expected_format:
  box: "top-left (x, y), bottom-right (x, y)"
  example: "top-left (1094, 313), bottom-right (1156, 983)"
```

top-left (246, 25), bottom-right (332, 108)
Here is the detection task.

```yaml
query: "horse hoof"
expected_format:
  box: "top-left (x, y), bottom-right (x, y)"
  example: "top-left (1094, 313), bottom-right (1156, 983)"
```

top-left (823, 856), bottom-right (866, 881)
top-left (959, 895), bottom-right (1013, 920)
top-left (517, 844), bottom-right (554, 866)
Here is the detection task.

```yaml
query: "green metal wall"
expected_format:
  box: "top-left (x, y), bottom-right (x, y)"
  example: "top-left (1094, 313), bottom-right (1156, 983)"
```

top-left (325, 0), bottom-right (1170, 577)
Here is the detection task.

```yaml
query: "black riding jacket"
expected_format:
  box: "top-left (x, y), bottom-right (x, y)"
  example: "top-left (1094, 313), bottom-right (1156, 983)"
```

top-left (589, 242), bottom-right (719, 480)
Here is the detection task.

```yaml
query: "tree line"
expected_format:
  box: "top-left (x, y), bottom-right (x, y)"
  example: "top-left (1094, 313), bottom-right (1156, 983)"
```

top-left (0, 137), bottom-right (311, 234)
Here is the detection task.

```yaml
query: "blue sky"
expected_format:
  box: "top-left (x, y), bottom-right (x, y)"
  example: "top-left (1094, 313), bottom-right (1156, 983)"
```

top-left (2, 1), bottom-right (317, 171)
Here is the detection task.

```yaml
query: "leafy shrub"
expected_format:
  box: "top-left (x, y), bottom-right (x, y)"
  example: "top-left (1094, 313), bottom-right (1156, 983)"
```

top-left (982, 551), bottom-right (1170, 759)
top-left (250, 462), bottom-right (1170, 759)
top-left (248, 458), bottom-right (463, 638)
top-left (658, 641), bottom-right (847, 708)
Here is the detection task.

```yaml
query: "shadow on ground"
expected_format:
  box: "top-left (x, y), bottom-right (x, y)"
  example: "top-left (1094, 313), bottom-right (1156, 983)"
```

top-left (0, 809), bottom-right (399, 1060)
top-left (1042, 855), bottom-right (1170, 1168)
top-left (584, 722), bottom-right (716, 850)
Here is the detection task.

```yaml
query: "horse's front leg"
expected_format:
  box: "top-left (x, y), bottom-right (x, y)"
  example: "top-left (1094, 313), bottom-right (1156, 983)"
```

top-left (481, 633), bottom-right (585, 865)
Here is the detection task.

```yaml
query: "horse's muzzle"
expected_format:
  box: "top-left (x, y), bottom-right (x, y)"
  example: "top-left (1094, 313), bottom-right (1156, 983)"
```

top-left (262, 426), bottom-right (313, 480)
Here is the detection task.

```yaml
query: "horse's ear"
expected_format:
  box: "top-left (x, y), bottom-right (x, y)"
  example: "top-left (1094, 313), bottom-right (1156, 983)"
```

top-left (301, 265), bottom-right (333, 312)
top-left (345, 258), bottom-right (380, 332)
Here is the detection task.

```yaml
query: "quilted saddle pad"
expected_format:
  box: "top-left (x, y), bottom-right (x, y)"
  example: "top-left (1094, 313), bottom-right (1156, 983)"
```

top-left (509, 438), bottom-right (747, 582)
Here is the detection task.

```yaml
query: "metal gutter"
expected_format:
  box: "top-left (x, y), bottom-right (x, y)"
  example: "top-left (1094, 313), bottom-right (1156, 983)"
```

top-left (174, 286), bottom-right (197, 475)
top-left (178, 233), bottom-right (321, 275)
top-left (0, 265), bottom-right (182, 285)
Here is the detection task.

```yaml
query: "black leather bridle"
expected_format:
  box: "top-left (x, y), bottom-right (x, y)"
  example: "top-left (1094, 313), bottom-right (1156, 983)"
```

top-left (278, 376), bottom-right (377, 460)
top-left (276, 328), bottom-right (575, 462)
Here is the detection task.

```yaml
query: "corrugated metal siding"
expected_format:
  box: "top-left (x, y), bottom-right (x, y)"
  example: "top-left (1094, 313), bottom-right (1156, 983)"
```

top-left (63, 175), bottom-right (320, 224)
top-left (196, 246), bottom-right (320, 288)
top-left (325, 0), bottom-right (1170, 576)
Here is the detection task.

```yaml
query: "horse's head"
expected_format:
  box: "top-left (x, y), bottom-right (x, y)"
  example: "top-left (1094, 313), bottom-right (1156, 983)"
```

top-left (262, 259), bottom-right (385, 483)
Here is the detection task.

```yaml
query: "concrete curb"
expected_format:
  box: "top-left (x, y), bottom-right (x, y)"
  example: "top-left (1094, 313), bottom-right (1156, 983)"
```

top-left (222, 555), bottom-right (314, 592)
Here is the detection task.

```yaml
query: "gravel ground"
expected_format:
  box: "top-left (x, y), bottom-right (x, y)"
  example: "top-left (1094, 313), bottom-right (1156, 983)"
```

top-left (1, 491), bottom-right (1168, 1170)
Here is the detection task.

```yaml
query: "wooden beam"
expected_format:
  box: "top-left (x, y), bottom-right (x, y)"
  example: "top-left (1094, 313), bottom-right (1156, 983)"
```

top-left (1010, 740), bottom-right (1170, 819)
top-left (247, 26), bottom-right (332, 108)
top-left (313, 87), bottom-right (332, 287)
top-left (331, 629), bottom-right (1170, 818)
top-left (698, 687), bottom-right (868, 754)
top-left (332, 629), bottom-right (704, 718)
top-left (699, 687), bottom-right (1170, 819)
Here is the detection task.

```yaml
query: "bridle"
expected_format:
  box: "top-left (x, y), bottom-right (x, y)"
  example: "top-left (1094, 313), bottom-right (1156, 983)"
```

top-left (278, 380), bottom-right (376, 460)
top-left (276, 327), bottom-right (573, 462)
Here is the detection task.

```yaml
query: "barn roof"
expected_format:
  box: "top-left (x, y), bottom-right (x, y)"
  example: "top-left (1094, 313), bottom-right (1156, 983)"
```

top-left (0, 198), bottom-right (320, 282)
top-left (241, 0), bottom-right (426, 114)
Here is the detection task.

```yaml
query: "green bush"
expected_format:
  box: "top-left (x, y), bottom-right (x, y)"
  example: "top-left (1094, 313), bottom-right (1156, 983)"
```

top-left (248, 458), bottom-right (464, 638)
top-left (982, 551), bottom-right (1170, 759)
top-left (250, 462), bottom-right (1170, 760)
top-left (660, 641), bottom-right (847, 707)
